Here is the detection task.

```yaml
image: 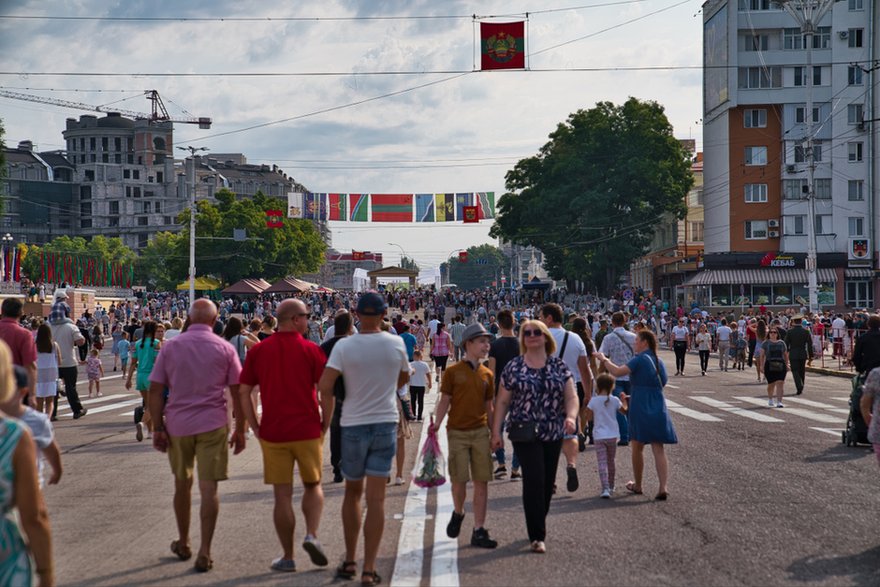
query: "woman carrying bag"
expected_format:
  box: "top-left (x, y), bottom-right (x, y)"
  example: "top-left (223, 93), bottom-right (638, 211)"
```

top-left (491, 320), bottom-right (578, 554)
top-left (596, 330), bottom-right (677, 501)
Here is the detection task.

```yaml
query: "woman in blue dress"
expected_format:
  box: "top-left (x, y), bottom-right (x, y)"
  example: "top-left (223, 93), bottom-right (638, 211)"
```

top-left (596, 330), bottom-right (677, 500)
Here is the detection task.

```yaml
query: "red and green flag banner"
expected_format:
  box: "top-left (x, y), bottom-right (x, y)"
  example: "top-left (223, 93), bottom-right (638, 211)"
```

top-left (480, 21), bottom-right (525, 70)
top-left (39, 252), bottom-right (133, 288)
top-left (370, 194), bottom-right (413, 222)
top-left (462, 206), bottom-right (479, 223)
top-left (349, 194), bottom-right (369, 222)
top-left (328, 194), bottom-right (347, 221)
top-left (266, 209), bottom-right (284, 228)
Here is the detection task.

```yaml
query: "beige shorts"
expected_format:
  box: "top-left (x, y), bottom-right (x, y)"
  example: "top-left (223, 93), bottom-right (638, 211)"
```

top-left (447, 427), bottom-right (492, 483)
top-left (259, 437), bottom-right (323, 485)
top-left (168, 426), bottom-right (229, 482)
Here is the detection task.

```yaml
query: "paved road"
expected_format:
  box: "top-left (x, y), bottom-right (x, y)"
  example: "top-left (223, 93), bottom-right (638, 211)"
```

top-left (44, 347), bottom-right (879, 586)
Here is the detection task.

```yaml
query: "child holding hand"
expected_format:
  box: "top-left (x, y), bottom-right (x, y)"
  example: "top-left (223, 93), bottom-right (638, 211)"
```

top-left (582, 373), bottom-right (628, 498)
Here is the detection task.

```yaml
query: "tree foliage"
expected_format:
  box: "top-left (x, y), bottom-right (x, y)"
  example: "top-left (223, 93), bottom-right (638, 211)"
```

top-left (490, 98), bottom-right (693, 294)
top-left (400, 255), bottom-right (420, 272)
top-left (443, 244), bottom-right (508, 289)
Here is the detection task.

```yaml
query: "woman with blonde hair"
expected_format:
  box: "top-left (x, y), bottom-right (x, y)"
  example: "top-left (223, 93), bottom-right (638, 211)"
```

top-left (0, 340), bottom-right (55, 586)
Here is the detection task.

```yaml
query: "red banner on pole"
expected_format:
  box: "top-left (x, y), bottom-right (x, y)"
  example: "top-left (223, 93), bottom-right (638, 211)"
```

top-left (458, 251), bottom-right (469, 263)
top-left (480, 21), bottom-right (525, 70)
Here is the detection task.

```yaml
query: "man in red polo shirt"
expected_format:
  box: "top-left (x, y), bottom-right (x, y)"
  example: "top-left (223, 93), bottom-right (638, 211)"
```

top-left (0, 298), bottom-right (37, 400)
top-left (238, 298), bottom-right (331, 573)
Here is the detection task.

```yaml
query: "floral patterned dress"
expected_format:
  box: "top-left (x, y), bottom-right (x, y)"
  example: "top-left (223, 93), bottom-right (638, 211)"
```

top-left (0, 418), bottom-right (32, 586)
top-left (499, 356), bottom-right (572, 442)
top-left (411, 323), bottom-right (427, 352)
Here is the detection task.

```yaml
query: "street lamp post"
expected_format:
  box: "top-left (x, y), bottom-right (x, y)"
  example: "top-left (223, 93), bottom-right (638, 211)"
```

top-left (177, 146), bottom-right (208, 307)
top-left (388, 242), bottom-right (407, 267)
top-left (1, 233), bottom-right (12, 282)
top-left (445, 248), bottom-right (465, 286)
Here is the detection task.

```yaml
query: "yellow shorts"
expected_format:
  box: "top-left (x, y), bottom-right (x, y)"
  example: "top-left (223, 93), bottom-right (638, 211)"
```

top-left (168, 426), bottom-right (229, 482)
top-left (447, 427), bottom-right (492, 483)
top-left (259, 437), bottom-right (323, 485)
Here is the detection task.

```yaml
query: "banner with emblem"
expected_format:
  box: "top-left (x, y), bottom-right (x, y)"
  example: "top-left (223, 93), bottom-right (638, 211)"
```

top-left (287, 192), bottom-right (303, 218)
top-left (480, 21), bottom-right (525, 71)
top-left (328, 193), bottom-right (347, 221)
top-left (435, 193), bottom-right (455, 222)
top-left (303, 192), bottom-right (327, 220)
top-left (849, 238), bottom-right (870, 261)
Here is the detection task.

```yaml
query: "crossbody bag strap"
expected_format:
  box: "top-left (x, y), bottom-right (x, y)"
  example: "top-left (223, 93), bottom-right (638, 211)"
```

top-left (613, 331), bottom-right (635, 357)
top-left (559, 332), bottom-right (569, 359)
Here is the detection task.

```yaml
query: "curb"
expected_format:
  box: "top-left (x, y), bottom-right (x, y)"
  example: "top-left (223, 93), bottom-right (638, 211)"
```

top-left (805, 367), bottom-right (855, 379)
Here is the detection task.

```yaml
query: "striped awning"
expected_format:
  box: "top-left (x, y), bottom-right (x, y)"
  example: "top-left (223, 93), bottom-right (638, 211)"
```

top-left (844, 268), bottom-right (875, 279)
top-left (683, 268), bottom-right (837, 286)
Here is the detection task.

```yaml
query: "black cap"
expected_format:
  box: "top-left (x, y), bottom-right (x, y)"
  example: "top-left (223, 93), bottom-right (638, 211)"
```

top-left (356, 292), bottom-right (387, 316)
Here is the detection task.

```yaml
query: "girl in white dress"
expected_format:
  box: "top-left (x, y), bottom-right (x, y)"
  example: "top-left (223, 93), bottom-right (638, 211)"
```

top-left (34, 323), bottom-right (61, 417)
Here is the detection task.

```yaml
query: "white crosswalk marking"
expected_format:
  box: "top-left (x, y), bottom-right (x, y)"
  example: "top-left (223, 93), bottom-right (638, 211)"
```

top-left (690, 396), bottom-right (784, 423)
top-left (734, 397), bottom-right (843, 423)
top-left (828, 396), bottom-right (852, 403)
top-left (783, 397), bottom-right (849, 414)
top-left (665, 400), bottom-right (723, 422)
top-left (60, 398), bottom-right (143, 419)
top-left (56, 393), bottom-right (131, 412)
top-left (810, 427), bottom-right (843, 437)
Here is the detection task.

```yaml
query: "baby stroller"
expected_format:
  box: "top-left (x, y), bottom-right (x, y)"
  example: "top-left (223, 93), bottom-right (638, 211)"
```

top-left (842, 374), bottom-right (870, 447)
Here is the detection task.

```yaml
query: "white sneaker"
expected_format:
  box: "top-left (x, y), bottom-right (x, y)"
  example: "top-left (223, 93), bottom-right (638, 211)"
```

top-left (767, 398), bottom-right (774, 407)
top-left (395, 476), bottom-right (404, 486)
top-left (776, 401), bottom-right (784, 408)
top-left (600, 488), bottom-right (611, 499)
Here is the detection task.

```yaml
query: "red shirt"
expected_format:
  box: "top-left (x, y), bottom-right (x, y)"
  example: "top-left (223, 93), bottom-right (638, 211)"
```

top-left (0, 317), bottom-right (37, 367)
top-left (239, 331), bottom-right (326, 443)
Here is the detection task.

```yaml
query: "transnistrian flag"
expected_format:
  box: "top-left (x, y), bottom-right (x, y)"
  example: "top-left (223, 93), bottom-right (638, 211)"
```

top-left (415, 194), bottom-right (435, 222)
top-left (476, 192), bottom-right (495, 219)
top-left (266, 209), bottom-right (284, 228)
top-left (370, 194), bottom-right (413, 222)
top-left (349, 194), bottom-right (368, 221)
top-left (435, 194), bottom-right (454, 222)
top-left (328, 193), bottom-right (347, 221)
top-left (480, 22), bottom-right (525, 70)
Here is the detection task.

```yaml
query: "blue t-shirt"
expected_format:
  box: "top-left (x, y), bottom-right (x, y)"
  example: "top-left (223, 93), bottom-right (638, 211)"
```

top-left (400, 332), bottom-right (417, 361)
top-left (117, 339), bottom-right (131, 359)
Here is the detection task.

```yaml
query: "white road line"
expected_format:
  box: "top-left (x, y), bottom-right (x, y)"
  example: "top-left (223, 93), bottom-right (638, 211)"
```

top-left (664, 400), bottom-right (723, 422)
top-left (59, 398), bottom-right (142, 419)
top-left (56, 393), bottom-right (131, 412)
top-left (734, 397), bottom-right (843, 423)
top-left (828, 396), bottom-right (852, 403)
top-left (665, 384), bottom-right (680, 389)
top-left (690, 396), bottom-right (784, 423)
top-left (74, 374), bottom-right (124, 386)
top-left (783, 397), bottom-right (850, 414)
top-left (431, 423), bottom-right (459, 587)
top-left (810, 427), bottom-right (843, 437)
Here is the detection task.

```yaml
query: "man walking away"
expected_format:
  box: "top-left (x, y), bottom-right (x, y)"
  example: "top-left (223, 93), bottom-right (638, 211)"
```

top-left (318, 292), bottom-right (410, 586)
top-left (449, 316), bottom-right (467, 362)
top-left (784, 315), bottom-right (813, 395)
top-left (238, 298), bottom-right (331, 572)
top-left (148, 299), bottom-right (244, 573)
top-left (716, 319), bottom-right (732, 372)
top-left (50, 313), bottom-right (87, 420)
top-left (598, 312), bottom-right (637, 446)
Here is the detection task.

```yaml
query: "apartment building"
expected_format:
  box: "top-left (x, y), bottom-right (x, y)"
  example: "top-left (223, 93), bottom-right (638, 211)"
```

top-left (696, 0), bottom-right (876, 309)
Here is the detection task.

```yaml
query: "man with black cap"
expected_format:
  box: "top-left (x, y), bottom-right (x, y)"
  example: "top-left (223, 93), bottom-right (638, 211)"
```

top-left (318, 292), bottom-right (410, 585)
top-left (784, 315), bottom-right (813, 395)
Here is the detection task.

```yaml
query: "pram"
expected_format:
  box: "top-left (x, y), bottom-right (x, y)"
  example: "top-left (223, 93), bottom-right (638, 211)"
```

top-left (842, 373), bottom-right (870, 447)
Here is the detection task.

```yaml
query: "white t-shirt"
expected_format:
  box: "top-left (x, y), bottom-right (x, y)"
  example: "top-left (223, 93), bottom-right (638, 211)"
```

top-left (322, 324), bottom-right (358, 343)
top-left (672, 325), bottom-right (689, 342)
top-left (409, 360), bottom-right (432, 387)
top-left (326, 331), bottom-right (409, 427)
top-left (50, 321), bottom-right (84, 368)
top-left (588, 395), bottom-right (622, 441)
top-left (832, 318), bottom-right (846, 337)
top-left (427, 319), bottom-right (439, 338)
top-left (716, 325), bottom-right (732, 342)
top-left (548, 326), bottom-right (587, 384)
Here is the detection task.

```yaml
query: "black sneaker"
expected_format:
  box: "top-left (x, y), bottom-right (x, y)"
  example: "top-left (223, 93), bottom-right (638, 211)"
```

top-left (493, 465), bottom-right (507, 479)
top-left (470, 527), bottom-right (498, 549)
top-left (446, 511), bottom-right (465, 538)
top-left (566, 465), bottom-right (579, 492)
top-left (333, 471), bottom-right (344, 483)
top-left (578, 434), bottom-right (587, 453)
top-left (73, 408), bottom-right (88, 419)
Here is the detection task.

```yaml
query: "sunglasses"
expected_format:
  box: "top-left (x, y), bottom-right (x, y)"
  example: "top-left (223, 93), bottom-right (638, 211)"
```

top-left (770, 330), bottom-right (779, 334)
top-left (522, 329), bottom-right (544, 338)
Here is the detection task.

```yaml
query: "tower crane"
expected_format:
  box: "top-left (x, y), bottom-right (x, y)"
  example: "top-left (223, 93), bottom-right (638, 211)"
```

top-left (0, 89), bottom-right (211, 128)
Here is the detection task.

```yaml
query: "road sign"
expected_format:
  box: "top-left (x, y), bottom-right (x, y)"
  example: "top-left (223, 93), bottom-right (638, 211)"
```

top-left (623, 289), bottom-right (633, 300)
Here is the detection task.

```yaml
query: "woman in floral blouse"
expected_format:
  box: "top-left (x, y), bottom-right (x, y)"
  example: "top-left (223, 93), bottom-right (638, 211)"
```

top-left (491, 320), bottom-right (578, 554)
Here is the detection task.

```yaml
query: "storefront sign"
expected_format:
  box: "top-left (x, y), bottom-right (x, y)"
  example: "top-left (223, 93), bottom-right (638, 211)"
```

top-left (760, 252), bottom-right (796, 268)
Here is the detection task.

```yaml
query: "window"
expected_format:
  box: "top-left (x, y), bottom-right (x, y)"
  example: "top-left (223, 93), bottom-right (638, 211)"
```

top-left (784, 28), bottom-right (804, 50)
top-left (745, 34), bottom-right (768, 51)
top-left (783, 179), bottom-right (808, 200)
top-left (739, 0), bottom-right (774, 10)
top-left (813, 27), bottom-right (830, 49)
top-left (84, 170), bottom-right (95, 182)
top-left (689, 221), bottom-right (704, 241)
top-left (164, 216), bottom-right (173, 225)
top-left (101, 137), bottom-right (108, 151)
top-left (793, 67), bottom-right (822, 86)
top-left (795, 106), bottom-right (820, 123)
top-left (156, 172), bottom-right (164, 183)
top-left (848, 66), bottom-right (863, 85)
top-left (114, 137), bottom-right (121, 151)
top-left (793, 140), bottom-right (822, 163)
top-left (127, 154), bottom-right (134, 164)
top-left (125, 186), bottom-right (131, 198)
top-left (133, 170), bottom-right (140, 180)
top-left (848, 104), bottom-right (864, 124)
top-left (814, 178), bottom-right (831, 199)
top-left (849, 217), bottom-right (865, 237)
top-left (142, 202), bottom-right (151, 214)
top-left (738, 67), bottom-right (782, 89)
top-left (745, 220), bottom-right (768, 239)
top-left (109, 201), bottom-right (120, 215)
top-left (815, 215), bottom-right (831, 235)
top-left (79, 185), bottom-right (91, 200)
top-left (102, 153), bottom-right (109, 163)
top-left (155, 201), bottom-right (161, 213)
top-left (848, 142), bottom-right (864, 162)
top-left (744, 109), bottom-right (767, 128)
top-left (123, 169), bottom-right (130, 179)
top-left (846, 281), bottom-right (873, 309)
top-left (848, 0), bottom-right (863, 9)
top-left (80, 202), bottom-right (92, 216)
top-left (79, 138), bottom-right (85, 151)
top-left (138, 216), bottom-right (149, 226)
top-left (89, 137), bottom-right (95, 151)
top-left (785, 215), bottom-right (806, 236)
top-left (108, 217), bottom-right (119, 228)
top-left (81, 218), bottom-right (92, 229)
top-left (127, 137), bottom-right (134, 152)
top-left (114, 154), bottom-right (121, 164)
top-left (133, 187), bottom-right (141, 198)
top-left (848, 28), bottom-right (864, 48)
top-left (744, 183), bottom-right (768, 203)
top-left (745, 146), bottom-right (768, 165)
top-left (144, 190), bottom-right (154, 198)
top-left (138, 234), bottom-right (149, 249)
top-left (849, 180), bottom-right (864, 201)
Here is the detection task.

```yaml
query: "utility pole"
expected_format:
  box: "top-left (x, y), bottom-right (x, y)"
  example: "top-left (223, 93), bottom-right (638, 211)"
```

top-left (177, 146), bottom-right (208, 307)
top-left (779, 0), bottom-right (836, 313)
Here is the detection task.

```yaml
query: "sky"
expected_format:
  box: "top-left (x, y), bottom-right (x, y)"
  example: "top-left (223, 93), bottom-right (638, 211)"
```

top-left (0, 0), bottom-right (704, 271)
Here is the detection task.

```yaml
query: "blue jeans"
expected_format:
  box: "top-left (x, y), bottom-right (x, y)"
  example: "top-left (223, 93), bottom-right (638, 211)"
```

top-left (494, 420), bottom-right (520, 469)
top-left (613, 380), bottom-right (631, 443)
top-left (340, 422), bottom-right (397, 480)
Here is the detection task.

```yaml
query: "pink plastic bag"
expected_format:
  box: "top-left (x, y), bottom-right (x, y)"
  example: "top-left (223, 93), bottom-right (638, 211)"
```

top-left (412, 417), bottom-right (447, 488)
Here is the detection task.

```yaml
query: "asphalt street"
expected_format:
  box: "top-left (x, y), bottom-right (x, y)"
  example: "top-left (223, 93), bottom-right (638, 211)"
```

top-left (43, 347), bottom-right (879, 586)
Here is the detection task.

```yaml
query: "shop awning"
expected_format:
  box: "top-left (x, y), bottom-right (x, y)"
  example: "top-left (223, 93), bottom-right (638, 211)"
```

top-left (683, 268), bottom-right (837, 286)
top-left (844, 268), bottom-right (874, 279)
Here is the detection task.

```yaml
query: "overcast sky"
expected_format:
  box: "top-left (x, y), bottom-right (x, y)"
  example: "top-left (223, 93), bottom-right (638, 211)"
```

top-left (0, 0), bottom-right (703, 270)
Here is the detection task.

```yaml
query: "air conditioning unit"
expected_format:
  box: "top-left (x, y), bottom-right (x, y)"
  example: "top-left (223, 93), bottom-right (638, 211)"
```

top-left (786, 164), bottom-right (796, 173)
top-left (768, 230), bottom-right (780, 238)
top-left (839, 30), bottom-right (848, 40)
top-left (768, 219), bottom-right (780, 228)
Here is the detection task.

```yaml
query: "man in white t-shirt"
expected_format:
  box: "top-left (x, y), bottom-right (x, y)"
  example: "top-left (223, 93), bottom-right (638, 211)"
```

top-left (540, 303), bottom-right (592, 493)
top-left (427, 315), bottom-right (440, 338)
top-left (317, 292), bottom-right (409, 583)
top-left (716, 319), bottom-right (732, 371)
top-left (831, 314), bottom-right (847, 358)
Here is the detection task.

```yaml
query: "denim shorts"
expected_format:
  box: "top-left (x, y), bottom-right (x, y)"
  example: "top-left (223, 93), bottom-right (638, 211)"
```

top-left (340, 422), bottom-right (398, 481)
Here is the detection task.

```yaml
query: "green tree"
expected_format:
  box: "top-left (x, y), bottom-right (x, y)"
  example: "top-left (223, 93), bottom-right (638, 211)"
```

top-left (444, 244), bottom-right (508, 289)
top-left (135, 231), bottom-right (184, 291)
top-left (490, 98), bottom-right (693, 294)
top-left (400, 255), bottom-right (420, 272)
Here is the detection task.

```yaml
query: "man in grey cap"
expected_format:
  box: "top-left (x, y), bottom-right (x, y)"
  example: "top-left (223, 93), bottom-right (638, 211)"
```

top-left (432, 321), bottom-right (498, 549)
top-left (784, 315), bottom-right (813, 395)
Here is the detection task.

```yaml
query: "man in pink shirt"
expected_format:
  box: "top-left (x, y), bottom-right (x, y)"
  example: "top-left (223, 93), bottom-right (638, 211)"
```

top-left (0, 298), bottom-right (37, 400)
top-left (148, 299), bottom-right (244, 574)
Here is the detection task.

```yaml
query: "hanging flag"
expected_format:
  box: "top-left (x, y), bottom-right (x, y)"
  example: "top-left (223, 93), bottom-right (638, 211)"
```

top-left (349, 194), bottom-right (369, 222)
top-left (480, 21), bottom-right (525, 71)
top-left (435, 194), bottom-right (455, 222)
top-left (415, 194), bottom-right (435, 222)
top-left (459, 251), bottom-right (469, 263)
top-left (303, 193), bottom-right (327, 220)
top-left (328, 193), bottom-right (347, 221)
top-left (287, 192), bottom-right (303, 218)
top-left (462, 206), bottom-right (479, 223)
top-left (476, 192), bottom-right (495, 219)
top-left (455, 193), bottom-right (474, 221)
top-left (370, 194), bottom-right (413, 222)
top-left (266, 210), bottom-right (284, 228)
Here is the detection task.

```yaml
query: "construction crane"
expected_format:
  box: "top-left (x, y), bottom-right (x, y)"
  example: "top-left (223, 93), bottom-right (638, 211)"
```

top-left (0, 89), bottom-right (211, 129)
